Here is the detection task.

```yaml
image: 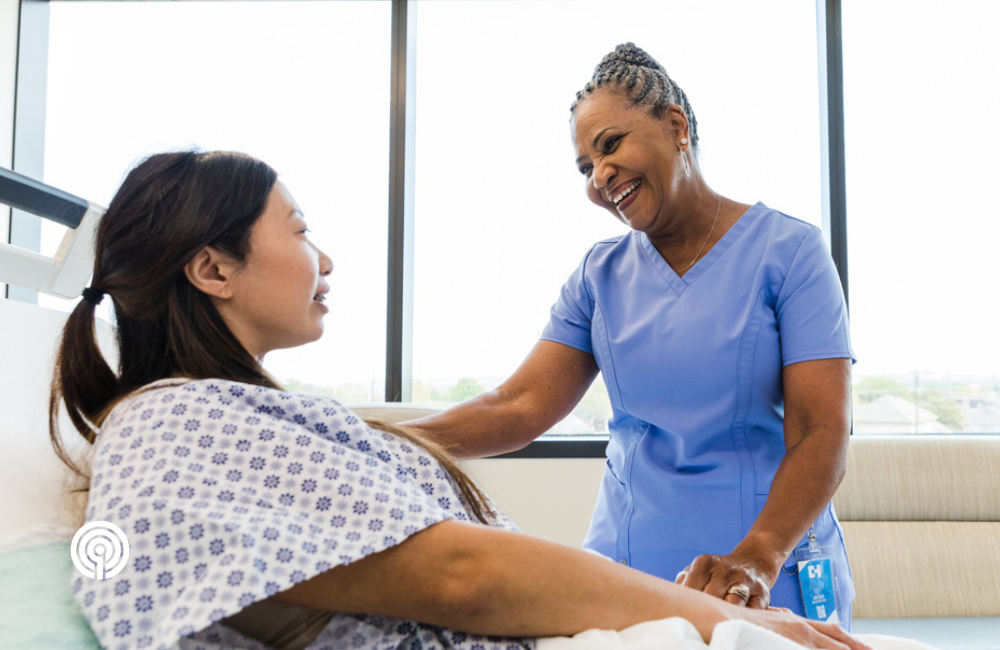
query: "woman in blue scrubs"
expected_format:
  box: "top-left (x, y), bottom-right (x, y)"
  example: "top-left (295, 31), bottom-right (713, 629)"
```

top-left (405, 43), bottom-right (855, 626)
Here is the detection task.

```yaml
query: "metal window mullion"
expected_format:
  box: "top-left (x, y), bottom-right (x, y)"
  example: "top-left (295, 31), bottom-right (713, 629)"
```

top-left (385, 0), bottom-right (416, 402)
top-left (817, 0), bottom-right (849, 309)
top-left (8, 0), bottom-right (49, 304)
top-left (816, 0), bottom-right (853, 441)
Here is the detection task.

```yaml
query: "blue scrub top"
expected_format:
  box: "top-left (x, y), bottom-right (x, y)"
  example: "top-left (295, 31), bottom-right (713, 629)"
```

top-left (541, 203), bottom-right (856, 621)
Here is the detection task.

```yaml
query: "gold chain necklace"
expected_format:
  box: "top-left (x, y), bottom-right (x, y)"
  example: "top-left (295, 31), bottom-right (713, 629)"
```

top-left (678, 194), bottom-right (722, 274)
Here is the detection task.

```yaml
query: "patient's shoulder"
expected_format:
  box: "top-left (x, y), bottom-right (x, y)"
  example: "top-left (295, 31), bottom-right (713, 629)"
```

top-left (100, 377), bottom-right (368, 453)
top-left (109, 378), bottom-right (348, 418)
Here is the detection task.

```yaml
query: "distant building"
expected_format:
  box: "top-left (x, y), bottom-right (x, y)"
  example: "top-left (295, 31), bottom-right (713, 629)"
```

top-left (853, 395), bottom-right (953, 435)
top-left (962, 404), bottom-right (1000, 434)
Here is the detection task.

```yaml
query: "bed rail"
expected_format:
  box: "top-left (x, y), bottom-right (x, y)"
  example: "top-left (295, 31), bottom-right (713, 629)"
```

top-left (0, 166), bottom-right (104, 299)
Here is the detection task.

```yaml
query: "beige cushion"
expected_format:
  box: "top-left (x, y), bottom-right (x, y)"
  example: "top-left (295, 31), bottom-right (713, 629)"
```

top-left (842, 521), bottom-right (1000, 619)
top-left (836, 436), bottom-right (1000, 620)
top-left (835, 436), bottom-right (1000, 521)
top-left (345, 403), bottom-right (441, 424)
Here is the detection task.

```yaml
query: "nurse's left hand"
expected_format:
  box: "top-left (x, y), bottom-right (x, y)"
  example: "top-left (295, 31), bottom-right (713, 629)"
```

top-left (674, 551), bottom-right (777, 609)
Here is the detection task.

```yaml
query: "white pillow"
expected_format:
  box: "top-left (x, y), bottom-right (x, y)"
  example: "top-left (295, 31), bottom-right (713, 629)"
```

top-left (0, 298), bottom-right (116, 539)
top-left (0, 523), bottom-right (76, 553)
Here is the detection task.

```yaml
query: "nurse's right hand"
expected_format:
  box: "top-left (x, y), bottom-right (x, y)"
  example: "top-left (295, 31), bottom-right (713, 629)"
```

top-left (674, 551), bottom-right (774, 609)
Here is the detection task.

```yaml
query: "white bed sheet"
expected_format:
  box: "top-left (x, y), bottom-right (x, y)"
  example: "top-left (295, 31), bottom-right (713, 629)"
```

top-left (538, 618), bottom-right (937, 650)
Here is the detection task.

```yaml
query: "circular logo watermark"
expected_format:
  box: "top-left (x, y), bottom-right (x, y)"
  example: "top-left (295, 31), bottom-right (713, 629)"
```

top-left (71, 521), bottom-right (130, 581)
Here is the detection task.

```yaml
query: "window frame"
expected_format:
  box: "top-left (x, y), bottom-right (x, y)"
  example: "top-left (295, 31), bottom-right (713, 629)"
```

top-left (7, 0), bottom-right (852, 458)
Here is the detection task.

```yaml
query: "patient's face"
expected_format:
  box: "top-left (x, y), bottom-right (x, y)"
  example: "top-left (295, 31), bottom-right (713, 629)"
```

top-left (217, 182), bottom-right (333, 359)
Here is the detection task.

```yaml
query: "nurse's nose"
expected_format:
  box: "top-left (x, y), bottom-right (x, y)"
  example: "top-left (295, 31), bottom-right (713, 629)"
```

top-left (591, 159), bottom-right (616, 194)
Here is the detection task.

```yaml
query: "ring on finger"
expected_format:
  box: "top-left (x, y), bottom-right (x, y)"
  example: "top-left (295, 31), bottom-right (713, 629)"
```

top-left (726, 584), bottom-right (751, 602)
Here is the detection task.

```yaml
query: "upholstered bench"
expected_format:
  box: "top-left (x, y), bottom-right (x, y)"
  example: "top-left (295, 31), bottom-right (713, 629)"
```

top-left (835, 435), bottom-right (1000, 648)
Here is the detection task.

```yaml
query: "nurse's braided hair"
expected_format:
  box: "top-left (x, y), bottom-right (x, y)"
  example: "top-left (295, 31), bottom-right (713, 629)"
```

top-left (571, 43), bottom-right (700, 151)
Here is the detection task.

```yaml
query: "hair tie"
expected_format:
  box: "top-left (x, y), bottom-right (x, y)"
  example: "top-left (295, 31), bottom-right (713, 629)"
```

top-left (81, 286), bottom-right (106, 305)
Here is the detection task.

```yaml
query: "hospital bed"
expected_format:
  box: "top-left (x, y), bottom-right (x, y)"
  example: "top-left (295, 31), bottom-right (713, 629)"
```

top-left (0, 167), bottom-right (997, 649)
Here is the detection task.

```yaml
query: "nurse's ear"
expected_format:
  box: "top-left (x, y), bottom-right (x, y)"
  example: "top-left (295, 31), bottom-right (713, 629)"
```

top-left (663, 104), bottom-right (691, 146)
top-left (184, 246), bottom-right (242, 299)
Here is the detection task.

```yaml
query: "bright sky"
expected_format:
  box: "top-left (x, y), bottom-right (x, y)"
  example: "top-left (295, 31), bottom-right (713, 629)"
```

top-left (842, 1), bottom-right (1000, 378)
top-left (33, 0), bottom-right (1000, 394)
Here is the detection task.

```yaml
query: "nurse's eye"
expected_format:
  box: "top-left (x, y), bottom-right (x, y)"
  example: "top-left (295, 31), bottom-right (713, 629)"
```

top-left (579, 164), bottom-right (593, 176)
top-left (299, 227), bottom-right (312, 235)
top-left (603, 134), bottom-right (623, 153)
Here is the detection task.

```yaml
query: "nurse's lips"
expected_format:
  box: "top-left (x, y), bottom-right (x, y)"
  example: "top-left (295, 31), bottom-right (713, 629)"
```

top-left (610, 178), bottom-right (642, 212)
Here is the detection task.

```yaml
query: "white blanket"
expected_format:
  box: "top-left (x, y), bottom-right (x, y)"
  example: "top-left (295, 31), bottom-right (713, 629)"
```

top-left (538, 618), bottom-right (937, 650)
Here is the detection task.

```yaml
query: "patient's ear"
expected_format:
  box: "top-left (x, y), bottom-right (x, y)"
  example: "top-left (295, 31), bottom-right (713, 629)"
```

top-left (184, 247), bottom-right (240, 299)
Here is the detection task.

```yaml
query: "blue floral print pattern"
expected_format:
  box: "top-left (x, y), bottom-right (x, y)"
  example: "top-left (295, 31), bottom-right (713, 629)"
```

top-left (75, 379), bottom-right (531, 650)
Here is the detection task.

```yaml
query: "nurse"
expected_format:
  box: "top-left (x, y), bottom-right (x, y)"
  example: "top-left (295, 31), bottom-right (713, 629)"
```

top-left (405, 43), bottom-right (855, 625)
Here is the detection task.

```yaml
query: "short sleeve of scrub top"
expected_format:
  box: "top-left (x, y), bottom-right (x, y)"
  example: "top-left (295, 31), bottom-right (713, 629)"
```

top-left (774, 225), bottom-right (853, 366)
top-left (542, 246), bottom-right (598, 356)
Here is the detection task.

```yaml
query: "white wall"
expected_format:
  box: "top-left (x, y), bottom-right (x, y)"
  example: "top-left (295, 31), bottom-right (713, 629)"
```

top-left (1, 0), bottom-right (18, 285)
top-left (462, 457), bottom-right (605, 548)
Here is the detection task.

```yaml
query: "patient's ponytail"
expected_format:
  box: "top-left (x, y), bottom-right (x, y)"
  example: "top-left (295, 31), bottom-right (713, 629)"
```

top-left (49, 294), bottom-right (119, 477)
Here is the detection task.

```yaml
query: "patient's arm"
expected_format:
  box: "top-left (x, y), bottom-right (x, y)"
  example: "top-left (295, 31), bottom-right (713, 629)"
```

top-left (271, 520), bottom-right (869, 650)
top-left (403, 341), bottom-right (599, 459)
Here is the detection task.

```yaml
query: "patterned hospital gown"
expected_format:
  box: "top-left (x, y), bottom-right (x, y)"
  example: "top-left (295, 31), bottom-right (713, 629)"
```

top-left (74, 378), bottom-right (535, 650)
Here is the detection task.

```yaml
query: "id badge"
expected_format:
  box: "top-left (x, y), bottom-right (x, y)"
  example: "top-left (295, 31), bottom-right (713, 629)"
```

top-left (795, 528), bottom-right (839, 624)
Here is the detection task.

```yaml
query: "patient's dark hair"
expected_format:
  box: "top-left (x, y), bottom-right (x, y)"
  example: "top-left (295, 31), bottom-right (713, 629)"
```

top-left (571, 42), bottom-right (700, 151)
top-left (50, 150), bottom-right (492, 523)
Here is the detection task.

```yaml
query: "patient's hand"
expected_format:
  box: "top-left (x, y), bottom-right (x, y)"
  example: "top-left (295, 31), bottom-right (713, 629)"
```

top-left (733, 606), bottom-right (873, 650)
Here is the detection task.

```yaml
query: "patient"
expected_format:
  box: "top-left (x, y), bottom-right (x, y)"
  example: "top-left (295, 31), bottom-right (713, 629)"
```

top-left (50, 151), bottom-right (896, 650)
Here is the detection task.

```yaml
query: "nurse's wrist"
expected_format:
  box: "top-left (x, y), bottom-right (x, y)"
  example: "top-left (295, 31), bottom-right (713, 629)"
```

top-left (731, 537), bottom-right (787, 583)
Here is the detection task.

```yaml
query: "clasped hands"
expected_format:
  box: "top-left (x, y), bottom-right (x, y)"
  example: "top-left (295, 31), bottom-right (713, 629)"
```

top-left (674, 549), bottom-right (783, 610)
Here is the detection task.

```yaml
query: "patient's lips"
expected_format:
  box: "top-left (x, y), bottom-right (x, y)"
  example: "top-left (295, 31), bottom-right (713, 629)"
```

top-left (313, 283), bottom-right (330, 311)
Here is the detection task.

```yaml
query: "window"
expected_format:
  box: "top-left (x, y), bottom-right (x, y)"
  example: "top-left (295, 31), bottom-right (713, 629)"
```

top-left (23, 0), bottom-right (989, 441)
top-left (411, 0), bottom-right (821, 432)
top-left (40, 0), bottom-right (391, 402)
top-left (844, 0), bottom-right (1000, 434)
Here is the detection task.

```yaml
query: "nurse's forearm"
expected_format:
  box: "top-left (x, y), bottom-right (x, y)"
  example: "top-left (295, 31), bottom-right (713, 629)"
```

top-left (403, 389), bottom-right (542, 459)
top-left (736, 425), bottom-right (848, 580)
top-left (736, 358), bottom-right (852, 580)
top-left (402, 341), bottom-right (599, 459)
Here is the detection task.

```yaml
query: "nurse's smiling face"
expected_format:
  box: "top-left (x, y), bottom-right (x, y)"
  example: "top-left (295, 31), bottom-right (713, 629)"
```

top-left (572, 88), bottom-right (691, 233)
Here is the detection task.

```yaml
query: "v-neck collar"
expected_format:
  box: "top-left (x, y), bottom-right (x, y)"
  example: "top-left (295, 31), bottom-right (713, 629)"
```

top-left (638, 201), bottom-right (764, 295)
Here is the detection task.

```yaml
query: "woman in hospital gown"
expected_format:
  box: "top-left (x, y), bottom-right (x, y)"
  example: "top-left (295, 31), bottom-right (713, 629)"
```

top-left (50, 150), bottom-right (900, 650)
